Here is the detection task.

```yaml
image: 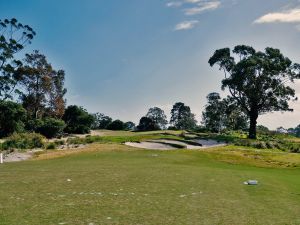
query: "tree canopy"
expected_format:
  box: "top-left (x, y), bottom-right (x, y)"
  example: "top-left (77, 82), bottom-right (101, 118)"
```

top-left (137, 117), bottom-right (160, 131)
top-left (0, 100), bottom-right (26, 137)
top-left (107, 120), bottom-right (124, 130)
top-left (92, 113), bottom-right (113, 129)
top-left (170, 102), bottom-right (197, 130)
top-left (0, 18), bottom-right (36, 100)
top-left (146, 107), bottom-right (168, 130)
top-left (19, 50), bottom-right (66, 119)
top-left (62, 105), bottom-right (94, 134)
top-left (209, 45), bottom-right (300, 139)
top-left (202, 92), bottom-right (248, 132)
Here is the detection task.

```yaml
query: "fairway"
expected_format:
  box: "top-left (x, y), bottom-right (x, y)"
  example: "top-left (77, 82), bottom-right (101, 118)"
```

top-left (1, 144), bottom-right (300, 225)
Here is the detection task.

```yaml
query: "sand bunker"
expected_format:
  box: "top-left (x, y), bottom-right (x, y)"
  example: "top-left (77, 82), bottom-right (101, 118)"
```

top-left (3, 152), bottom-right (33, 162)
top-left (125, 141), bottom-right (177, 150)
top-left (125, 139), bottom-right (227, 150)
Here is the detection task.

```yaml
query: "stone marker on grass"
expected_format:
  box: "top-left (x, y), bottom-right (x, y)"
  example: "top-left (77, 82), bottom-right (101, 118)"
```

top-left (244, 180), bottom-right (258, 185)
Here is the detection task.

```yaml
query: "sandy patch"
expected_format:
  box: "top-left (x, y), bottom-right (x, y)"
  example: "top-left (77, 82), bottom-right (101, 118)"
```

top-left (125, 139), bottom-right (227, 150)
top-left (150, 140), bottom-right (200, 149)
top-left (3, 151), bottom-right (33, 162)
top-left (194, 139), bottom-right (227, 148)
top-left (125, 142), bottom-right (177, 150)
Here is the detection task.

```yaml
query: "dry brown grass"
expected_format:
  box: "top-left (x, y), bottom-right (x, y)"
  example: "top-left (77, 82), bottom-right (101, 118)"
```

top-left (34, 143), bottom-right (135, 160)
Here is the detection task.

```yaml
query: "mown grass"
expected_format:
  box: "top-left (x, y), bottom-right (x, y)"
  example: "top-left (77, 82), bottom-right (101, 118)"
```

top-left (1, 141), bottom-right (300, 224)
top-left (66, 133), bottom-right (183, 145)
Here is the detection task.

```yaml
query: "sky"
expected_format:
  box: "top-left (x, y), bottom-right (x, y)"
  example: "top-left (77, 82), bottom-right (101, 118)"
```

top-left (1, 0), bottom-right (300, 129)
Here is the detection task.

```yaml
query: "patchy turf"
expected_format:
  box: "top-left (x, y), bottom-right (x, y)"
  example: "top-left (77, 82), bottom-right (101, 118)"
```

top-left (1, 142), bottom-right (300, 225)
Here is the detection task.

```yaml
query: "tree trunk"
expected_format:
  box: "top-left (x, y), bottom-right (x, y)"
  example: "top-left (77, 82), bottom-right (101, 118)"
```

top-left (248, 110), bottom-right (258, 139)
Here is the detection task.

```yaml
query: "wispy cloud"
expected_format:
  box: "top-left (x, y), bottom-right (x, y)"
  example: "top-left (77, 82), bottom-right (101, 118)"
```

top-left (174, 20), bottom-right (199, 30)
top-left (166, 0), bottom-right (222, 31)
top-left (184, 1), bottom-right (221, 15)
top-left (254, 8), bottom-right (300, 24)
top-left (166, 1), bottom-right (182, 8)
top-left (185, 0), bottom-right (203, 3)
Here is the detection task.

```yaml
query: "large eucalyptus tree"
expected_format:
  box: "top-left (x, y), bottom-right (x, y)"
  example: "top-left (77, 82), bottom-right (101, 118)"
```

top-left (209, 45), bottom-right (300, 139)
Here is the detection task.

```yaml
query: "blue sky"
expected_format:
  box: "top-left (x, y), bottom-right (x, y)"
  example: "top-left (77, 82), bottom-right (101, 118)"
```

top-left (1, 0), bottom-right (300, 129)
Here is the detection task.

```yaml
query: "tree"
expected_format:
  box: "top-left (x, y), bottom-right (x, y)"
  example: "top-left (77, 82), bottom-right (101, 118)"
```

top-left (62, 105), bottom-right (94, 134)
top-left (202, 93), bottom-right (248, 132)
top-left (202, 92), bottom-right (226, 132)
top-left (47, 70), bottom-right (67, 118)
top-left (107, 120), bottom-right (124, 130)
top-left (170, 102), bottom-right (197, 130)
top-left (0, 100), bottom-right (26, 137)
top-left (19, 50), bottom-right (67, 119)
top-left (124, 121), bottom-right (136, 131)
top-left (0, 18), bottom-right (36, 100)
top-left (91, 113), bottom-right (112, 129)
top-left (287, 125), bottom-right (300, 137)
top-left (146, 107), bottom-right (168, 129)
top-left (137, 117), bottom-right (160, 131)
top-left (222, 97), bottom-right (248, 131)
top-left (209, 45), bottom-right (300, 139)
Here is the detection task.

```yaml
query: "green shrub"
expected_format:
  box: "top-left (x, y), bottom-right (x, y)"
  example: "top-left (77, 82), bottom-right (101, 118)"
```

top-left (54, 140), bottom-right (65, 146)
top-left (46, 142), bottom-right (57, 150)
top-left (36, 118), bottom-right (65, 138)
top-left (2, 133), bottom-right (45, 150)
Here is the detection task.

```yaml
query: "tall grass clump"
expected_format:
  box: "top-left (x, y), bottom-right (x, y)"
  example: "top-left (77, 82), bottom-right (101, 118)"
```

top-left (1, 133), bottom-right (45, 150)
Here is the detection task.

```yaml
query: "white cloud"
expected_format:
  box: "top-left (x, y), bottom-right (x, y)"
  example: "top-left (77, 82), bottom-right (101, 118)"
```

top-left (185, 0), bottom-right (203, 3)
top-left (174, 20), bottom-right (199, 30)
top-left (184, 1), bottom-right (221, 15)
top-left (254, 8), bottom-right (300, 24)
top-left (166, 1), bottom-right (182, 8)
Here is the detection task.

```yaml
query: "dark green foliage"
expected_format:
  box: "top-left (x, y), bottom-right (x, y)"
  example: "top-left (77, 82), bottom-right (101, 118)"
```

top-left (35, 118), bottom-right (65, 138)
top-left (91, 113), bottom-right (112, 129)
top-left (0, 101), bottom-right (26, 137)
top-left (137, 117), bottom-right (160, 131)
top-left (1, 133), bottom-right (44, 150)
top-left (124, 121), bottom-right (136, 131)
top-left (287, 125), bottom-right (300, 137)
top-left (62, 105), bottom-right (94, 134)
top-left (170, 102), bottom-right (197, 130)
top-left (107, 120), bottom-right (125, 130)
top-left (46, 142), bottom-right (57, 150)
top-left (146, 107), bottom-right (168, 129)
top-left (209, 45), bottom-right (300, 139)
top-left (202, 93), bottom-right (248, 132)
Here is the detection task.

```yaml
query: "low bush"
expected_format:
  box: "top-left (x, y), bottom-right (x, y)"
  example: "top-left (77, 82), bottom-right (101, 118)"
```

top-left (36, 118), bottom-right (65, 138)
top-left (46, 142), bottom-right (57, 150)
top-left (1, 133), bottom-right (45, 150)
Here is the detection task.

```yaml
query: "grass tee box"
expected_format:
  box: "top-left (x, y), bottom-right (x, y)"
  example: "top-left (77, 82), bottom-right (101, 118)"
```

top-left (1, 141), bottom-right (300, 225)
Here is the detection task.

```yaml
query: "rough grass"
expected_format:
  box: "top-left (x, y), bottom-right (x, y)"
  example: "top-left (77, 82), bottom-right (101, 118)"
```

top-left (1, 141), bottom-right (300, 224)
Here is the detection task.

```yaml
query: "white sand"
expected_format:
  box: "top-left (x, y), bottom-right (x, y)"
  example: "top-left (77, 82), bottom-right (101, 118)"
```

top-left (125, 139), bottom-right (227, 150)
top-left (3, 152), bottom-right (33, 162)
top-left (125, 142), bottom-right (177, 150)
